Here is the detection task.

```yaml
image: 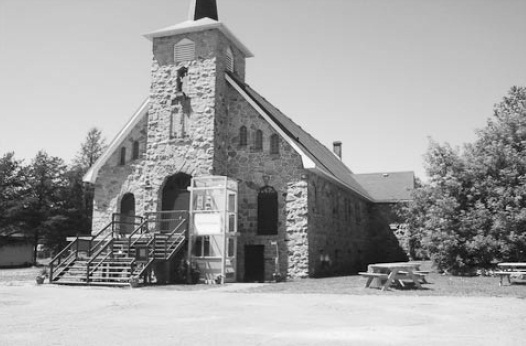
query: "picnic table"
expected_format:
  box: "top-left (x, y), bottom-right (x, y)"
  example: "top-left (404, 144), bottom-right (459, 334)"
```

top-left (495, 262), bottom-right (526, 286)
top-left (359, 262), bottom-right (427, 291)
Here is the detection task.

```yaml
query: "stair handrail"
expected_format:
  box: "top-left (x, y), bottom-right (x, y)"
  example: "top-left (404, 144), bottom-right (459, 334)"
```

top-left (128, 219), bottom-right (150, 251)
top-left (164, 218), bottom-right (187, 260)
top-left (134, 257), bottom-right (155, 279)
top-left (88, 221), bottom-right (114, 257)
top-left (86, 231), bottom-right (114, 284)
top-left (112, 213), bottom-right (144, 234)
top-left (48, 238), bottom-right (78, 283)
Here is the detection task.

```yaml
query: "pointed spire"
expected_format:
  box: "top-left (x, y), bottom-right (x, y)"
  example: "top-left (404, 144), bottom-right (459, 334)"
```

top-left (188, 0), bottom-right (218, 21)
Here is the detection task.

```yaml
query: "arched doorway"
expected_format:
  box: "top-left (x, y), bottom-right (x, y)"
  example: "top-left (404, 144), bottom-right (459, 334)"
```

top-left (120, 193), bottom-right (135, 234)
top-left (160, 173), bottom-right (192, 231)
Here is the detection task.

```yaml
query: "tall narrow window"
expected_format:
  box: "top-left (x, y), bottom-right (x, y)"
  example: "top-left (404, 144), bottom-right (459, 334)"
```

top-left (270, 134), bottom-right (279, 154)
top-left (174, 38), bottom-right (195, 64)
top-left (239, 126), bottom-right (247, 146)
top-left (132, 141), bottom-right (139, 160)
top-left (226, 47), bottom-right (234, 72)
top-left (119, 147), bottom-right (126, 166)
top-left (254, 130), bottom-right (263, 151)
top-left (257, 185), bottom-right (278, 235)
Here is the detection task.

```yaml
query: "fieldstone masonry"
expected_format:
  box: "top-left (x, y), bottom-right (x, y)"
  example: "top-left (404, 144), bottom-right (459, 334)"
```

top-left (89, 11), bottom-right (407, 282)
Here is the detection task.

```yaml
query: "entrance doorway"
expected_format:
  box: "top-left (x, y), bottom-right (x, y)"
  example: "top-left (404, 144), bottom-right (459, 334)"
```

top-left (244, 245), bottom-right (265, 282)
top-left (161, 173), bottom-right (192, 231)
top-left (120, 193), bottom-right (135, 234)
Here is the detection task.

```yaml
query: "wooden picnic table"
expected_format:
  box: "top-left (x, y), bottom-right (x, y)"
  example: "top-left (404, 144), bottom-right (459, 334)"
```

top-left (360, 262), bottom-right (425, 291)
top-left (495, 262), bottom-right (526, 286)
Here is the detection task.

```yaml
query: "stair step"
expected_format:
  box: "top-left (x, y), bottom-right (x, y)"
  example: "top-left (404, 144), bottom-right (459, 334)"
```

top-left (54, 280), bottom-right (131, 287)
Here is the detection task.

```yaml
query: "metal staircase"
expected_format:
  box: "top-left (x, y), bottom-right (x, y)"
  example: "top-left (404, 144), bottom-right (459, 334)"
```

top-left (48, 212), bottom-right (187, 287)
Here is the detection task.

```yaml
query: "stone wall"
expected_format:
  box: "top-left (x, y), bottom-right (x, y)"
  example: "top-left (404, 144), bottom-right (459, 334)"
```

top-left (92, 30), bottom-right (224, 232)
top-left (307, 173), bottom-right (370, 276)
top-left (92, 114), bottom-right (148, 232)
top-left (285, 179), bottom-right (309, 278)
top-left (367, 203), bottom-right (409, 263)
top-left (225, 84), bottom-right (305, 281)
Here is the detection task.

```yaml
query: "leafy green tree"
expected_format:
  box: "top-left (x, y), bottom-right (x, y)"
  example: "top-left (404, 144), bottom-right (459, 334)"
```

top-left (72, 127), bottom-right (106, 170)
top-left (71, 128), bottom-right (106, 234)
top-left (17, 151), bottom-right (68, 262)
top-left (0, 152), bottom-right (26, 231)
top-left (400, 86), bottom-right (526, 273)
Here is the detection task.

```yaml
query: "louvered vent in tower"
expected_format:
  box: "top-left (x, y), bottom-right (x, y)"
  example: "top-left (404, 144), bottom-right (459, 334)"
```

top-left (174, 39), bottom-right (195, 64)
top-left (226, 47), bottom-right (234, 72)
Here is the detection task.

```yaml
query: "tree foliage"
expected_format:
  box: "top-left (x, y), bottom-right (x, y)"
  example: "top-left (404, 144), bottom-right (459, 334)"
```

top-left (72, 127), bottom-right (106, 170)
top-left (0, 152), bottom-right (26, 229)
top-left (400, 86), bottom-right (526, 274)
top-left (0, 128), bottom-right (106, 262)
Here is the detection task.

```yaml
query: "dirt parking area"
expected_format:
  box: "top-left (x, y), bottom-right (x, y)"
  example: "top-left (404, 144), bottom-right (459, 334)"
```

top-left (1, 268), bottom-right (526, 345)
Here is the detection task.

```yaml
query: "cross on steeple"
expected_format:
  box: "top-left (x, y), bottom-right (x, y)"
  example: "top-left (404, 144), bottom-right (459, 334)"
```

top-left (188, 0), bottom-right (218, 21)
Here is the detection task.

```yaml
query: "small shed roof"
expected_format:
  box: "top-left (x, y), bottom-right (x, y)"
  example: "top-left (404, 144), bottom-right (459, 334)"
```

top-left (354, 171), bottom-right (415, 203)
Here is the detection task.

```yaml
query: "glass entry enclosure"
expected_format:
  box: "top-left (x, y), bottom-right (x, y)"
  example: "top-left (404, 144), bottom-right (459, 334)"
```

top-left (188, 176), bottom-right (238, 284)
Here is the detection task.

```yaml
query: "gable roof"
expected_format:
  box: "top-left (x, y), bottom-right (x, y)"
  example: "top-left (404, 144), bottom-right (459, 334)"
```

top-left (226, 73), bottom-right (373, 200)
top-left (83, 98), bottom-right (150, 184)
top-left (354, 171), bottom-right (415, 202)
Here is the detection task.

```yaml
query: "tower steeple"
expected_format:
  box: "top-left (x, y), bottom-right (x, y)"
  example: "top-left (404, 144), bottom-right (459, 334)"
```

top-left (188, 0), bottom-right (218, 21)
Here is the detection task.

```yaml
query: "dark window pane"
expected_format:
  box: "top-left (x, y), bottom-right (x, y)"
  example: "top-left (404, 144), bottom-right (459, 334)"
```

top-left (257, 186), bottom-right (278, 235)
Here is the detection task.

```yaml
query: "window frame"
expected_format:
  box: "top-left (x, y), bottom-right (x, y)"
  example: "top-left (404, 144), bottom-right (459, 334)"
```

top-left (257, 185), bottom-right (278, 235)
top-left (270, 134), bottom-right (280, 154)
top-left (254, 130), bottom-right (263, 151)
top-left (239, 126), bottom-right (247, 146)
top-left (119, 147), bottom-right (126, 166)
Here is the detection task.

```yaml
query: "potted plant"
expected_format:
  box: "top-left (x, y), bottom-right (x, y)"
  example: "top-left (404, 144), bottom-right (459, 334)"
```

top-left (35, 268), bottom-right (47, 285)
top-left (129, 275), bottom-right (140, 288)
top-left (273, 272), bottom-right (284, 282)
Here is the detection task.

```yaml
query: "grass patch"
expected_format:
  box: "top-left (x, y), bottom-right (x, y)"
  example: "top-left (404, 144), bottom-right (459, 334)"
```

top-left (2, 264), bottom-right (526, 298)
top-left (241, 273), bottom-right (526, 298)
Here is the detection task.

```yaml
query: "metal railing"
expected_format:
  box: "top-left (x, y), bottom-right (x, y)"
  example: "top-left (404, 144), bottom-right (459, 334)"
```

top-left (112, 213), bottom-right (144, 235)
top-left (86, 229), bottom-right (116, 284)
top-left (50, 212), bottom-right (188, 285)
top-left (48, 238), bottom-right (79, 283)
top-left (145, 211), bottom-right (187, 233)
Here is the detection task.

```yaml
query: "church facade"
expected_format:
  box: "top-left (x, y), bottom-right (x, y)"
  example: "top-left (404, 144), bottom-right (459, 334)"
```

top-left (84, 0), bottom-right (411, 282)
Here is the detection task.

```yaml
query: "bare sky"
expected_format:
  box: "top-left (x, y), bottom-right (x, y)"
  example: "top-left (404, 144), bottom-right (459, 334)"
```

top-left (1, 0), bottom-right (525, 179)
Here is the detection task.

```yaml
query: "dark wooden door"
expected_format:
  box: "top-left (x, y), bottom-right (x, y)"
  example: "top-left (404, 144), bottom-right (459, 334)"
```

top-left (120, 193), bottom-right (135, 234)
top-left (244, 245), bottom-right (265, 282)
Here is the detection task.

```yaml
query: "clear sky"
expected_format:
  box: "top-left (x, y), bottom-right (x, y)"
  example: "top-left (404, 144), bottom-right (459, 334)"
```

top-left (1, 0), bottom-right (526, 180)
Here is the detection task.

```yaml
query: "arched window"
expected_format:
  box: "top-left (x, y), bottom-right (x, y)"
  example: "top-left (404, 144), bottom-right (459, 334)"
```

top-left (120, 193), bottom-right (135, 234)
top-left (239, 126), bottom-right (247, 146)
top-left (270, 134), bottom-right (279, 154)
top-left (257, 185), bottom-right (278, 235)
top-left (226, 47), bottom-right (234, 72)
top-left (174, 38), bottom-right (195, 64)
top-left (119, 147), bottom-right (126, 166)
top-left (132, 141), bottom-right (139, 160)
top-left (254, 130), bottom-right (263, 151)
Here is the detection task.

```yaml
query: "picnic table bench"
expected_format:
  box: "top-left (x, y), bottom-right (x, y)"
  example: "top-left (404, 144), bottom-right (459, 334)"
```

top-left (496, 263), bottom-right (526, 286)
top-left (360, 262), bottom-right (426, 291)
top-left (358, 272), bottom-right (389, 288)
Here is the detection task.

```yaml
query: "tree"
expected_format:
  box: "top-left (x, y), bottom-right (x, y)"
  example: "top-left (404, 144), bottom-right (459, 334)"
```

top-left (18, 151), bottom-right (68, 263)
top-left (400, 86), bottom-right (526, 273)
top-left (0, 152), bottom-right (26, 230)
top-left (72, 127), bottom-right (106, 170)
top-left (70, 128), bottom-right (106, 234)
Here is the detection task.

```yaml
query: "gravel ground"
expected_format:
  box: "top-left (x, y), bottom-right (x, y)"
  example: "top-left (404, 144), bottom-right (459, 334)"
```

top-left (1, 267), bottom-right (526, 346)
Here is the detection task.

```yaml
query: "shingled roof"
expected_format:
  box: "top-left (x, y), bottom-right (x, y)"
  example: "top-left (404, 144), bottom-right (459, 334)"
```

top-left (226, 73), bottom-right (373, 200)
top-left (354, 171), bottom-right (415, 202)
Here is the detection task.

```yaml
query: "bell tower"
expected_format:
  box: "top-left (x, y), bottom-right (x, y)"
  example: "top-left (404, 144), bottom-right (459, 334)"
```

top-left (140, 0), bottom-right (253, 213)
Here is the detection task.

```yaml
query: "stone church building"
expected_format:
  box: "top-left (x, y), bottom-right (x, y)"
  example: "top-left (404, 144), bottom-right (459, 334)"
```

top-left (83, 0), bottom-right (413, 282)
